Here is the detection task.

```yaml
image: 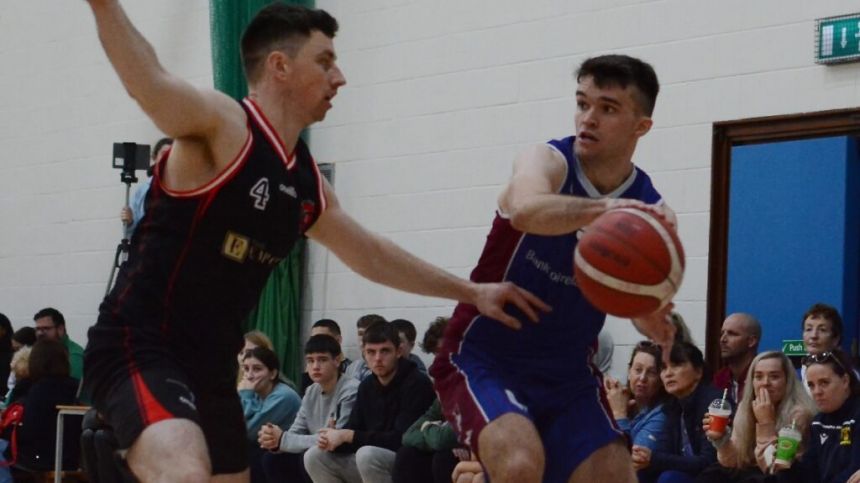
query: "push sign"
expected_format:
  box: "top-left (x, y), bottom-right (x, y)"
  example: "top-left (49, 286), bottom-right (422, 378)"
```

top-left (782, 340), bottom-right (806, 357)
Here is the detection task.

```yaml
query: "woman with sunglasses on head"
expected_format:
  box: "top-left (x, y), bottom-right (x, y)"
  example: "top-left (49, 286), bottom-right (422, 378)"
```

top-left (698, 351), bottom-right (815, 482)
top-left (605, 341), bottom-right (670, 466)
top-left (634, 341), bottom-right (719, 483)
top-left (783, 349), bottom-right (860, 483)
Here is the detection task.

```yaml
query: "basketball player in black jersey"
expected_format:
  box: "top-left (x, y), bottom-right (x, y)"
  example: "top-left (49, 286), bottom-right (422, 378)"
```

top-left (79, 2), bottom-right (549, 482)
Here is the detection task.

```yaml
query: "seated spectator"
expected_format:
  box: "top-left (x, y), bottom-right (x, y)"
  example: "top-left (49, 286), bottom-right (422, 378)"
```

top-left (712, 313), bottom-right (760, 407)
top-left (237, 330), bottom-right (274, 384)
top-left (344, 314), bottom-right (387, 382)
top-left (10, 327), bottom-right (35, 352)
top-left (304, 322), bottom-right (435, 483)
top-left (390, 319), bottom-right (427, 375)
top-left (800, 303), bottom-right (856, 391)
top-left (699, 351), bottom-right (815, 482)
top-left (605, 341), bottom-right (668, 457)
top-left (300, 319), bottom-right (352, 395)
top-left (420, 317), bottom-right (448, 355)
top-left (636, 342), bottom-right (719, 483)
top-left (239, 346), bottom-right (301, 483)
top-left (0, 315), bottom-right (13, 398)
top-left (14, 339), bottom-right (81, 470)
top-left (33, 308), bottom-right (83, 380)
top-left (783, 349), bottom-right (860, 483)
top-left (4, 346), bottom-right (32, 405)
top-left (258, 334), bottom-right (359, 483)
top-left (393, 317), bottom-right (460, 483)
top-left (670, 311), bottom-right (695, 345)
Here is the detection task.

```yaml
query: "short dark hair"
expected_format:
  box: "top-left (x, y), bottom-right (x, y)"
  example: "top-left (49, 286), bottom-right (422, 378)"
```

top-left (421, 317), bottom-right (449, 354)
top-left (12, 327), bottom-right (36, 347)
top-left (357, 314), bottom-right (386, 330)
top-left (33, 307), bottom-right (65, 327)
top-left (576, 55), bottom-right (659, 116)
top-left (668, 341), bottom-right (711, 381)
top-left (28, 339), bottom-right (70, 381)
top-left (312, 319), bottom-right (342, 336)
top-left (305, 334), bottom-right (342, 358)
top-left (802, 303), bottom-right (843, 344)
top-left (362, 322), bottom-right (400, 347)
top-left (241, 3), bottom-right (339, 83)
top-left (390, 319), bottom-right (417, 344)
top-left (243, 346), bottom-right (281, 380)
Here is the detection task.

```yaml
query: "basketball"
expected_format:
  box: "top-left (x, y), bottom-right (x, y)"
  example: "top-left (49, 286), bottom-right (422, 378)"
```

top-left (573, 207), bottom-right (685, 318)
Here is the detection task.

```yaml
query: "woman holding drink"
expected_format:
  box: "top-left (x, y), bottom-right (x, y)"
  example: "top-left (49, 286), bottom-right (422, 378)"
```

top-left (785, 349), bottom-right (860, 483)
top-left (634, 342), bottom-right (719, 483)
top-left (698, 351), bottom-right (815, 482)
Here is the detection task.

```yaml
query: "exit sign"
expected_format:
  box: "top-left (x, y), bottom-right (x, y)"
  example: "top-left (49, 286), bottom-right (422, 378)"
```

top-left (816, 13), bottom-right (860, 64)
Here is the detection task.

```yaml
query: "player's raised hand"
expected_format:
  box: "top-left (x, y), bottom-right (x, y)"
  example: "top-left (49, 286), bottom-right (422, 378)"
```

top-left (472, 282), bottom-right (551, 329)
top-left (632, 303), bottom-right (676, 364)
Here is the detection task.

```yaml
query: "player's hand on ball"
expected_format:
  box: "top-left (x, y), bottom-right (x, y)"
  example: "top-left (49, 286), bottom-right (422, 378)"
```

top-left (473, 282), bottom-right (551, 329)
top-left (632, 303), bottom-right (676, 365)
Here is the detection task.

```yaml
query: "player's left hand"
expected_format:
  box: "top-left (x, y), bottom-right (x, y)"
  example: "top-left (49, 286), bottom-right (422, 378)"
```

top-left (632, 303), bottom-right (676, 364)
top-left (472, 282), bottom-right (551, 330)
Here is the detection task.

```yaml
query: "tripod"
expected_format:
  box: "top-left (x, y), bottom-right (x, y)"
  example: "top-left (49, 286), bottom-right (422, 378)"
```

top-left (105, 169), bottom-right (138, 297)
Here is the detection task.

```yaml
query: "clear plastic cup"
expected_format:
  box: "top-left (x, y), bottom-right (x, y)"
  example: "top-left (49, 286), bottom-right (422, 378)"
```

top-left (775, 426), bottom-right (801, 465)
top-left (708, 399), bottom-right (731, 436)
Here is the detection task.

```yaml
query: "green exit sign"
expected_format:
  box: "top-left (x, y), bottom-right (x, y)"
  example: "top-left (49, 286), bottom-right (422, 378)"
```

top-left (816, 13), bottom-right (860, 64)
top-left (782, 340), bottom-right (806, 356)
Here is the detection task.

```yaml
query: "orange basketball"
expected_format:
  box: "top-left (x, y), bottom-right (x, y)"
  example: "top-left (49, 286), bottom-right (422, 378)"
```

top-left (573, 207), bottom-right (684, 318)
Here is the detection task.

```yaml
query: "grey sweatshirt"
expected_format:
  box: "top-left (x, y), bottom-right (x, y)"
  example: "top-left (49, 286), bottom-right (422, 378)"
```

top-left (278, 374), bottom-right (360, 453)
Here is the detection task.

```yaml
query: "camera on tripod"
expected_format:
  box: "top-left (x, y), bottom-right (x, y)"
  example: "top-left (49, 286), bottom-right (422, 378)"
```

top-left (112, 142), bottom-right (151, 184)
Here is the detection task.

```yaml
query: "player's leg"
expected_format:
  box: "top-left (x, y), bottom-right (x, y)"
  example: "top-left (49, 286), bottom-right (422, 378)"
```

top-left (478, 412), bottom-right (545, 483)
top-left (567, 439), bottom-right (635, 483)
top-left (126, 418), bottom-right (211, 483)
top-left (211, 470), bottom-right (251, 483)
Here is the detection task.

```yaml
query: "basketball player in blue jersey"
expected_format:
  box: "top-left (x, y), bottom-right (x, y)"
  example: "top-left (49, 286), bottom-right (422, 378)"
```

top-left (77, 2), bottom-right (548, 482)
top-left (430, 55), bottom-right (678, 483)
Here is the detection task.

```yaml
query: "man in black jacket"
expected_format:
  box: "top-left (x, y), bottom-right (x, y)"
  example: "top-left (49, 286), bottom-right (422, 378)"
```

top-left (304, 322), bottom-right (435, 483)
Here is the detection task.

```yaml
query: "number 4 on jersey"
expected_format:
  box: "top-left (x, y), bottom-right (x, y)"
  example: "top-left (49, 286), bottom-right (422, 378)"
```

top-left (250, 178), bottom-right (270, 210)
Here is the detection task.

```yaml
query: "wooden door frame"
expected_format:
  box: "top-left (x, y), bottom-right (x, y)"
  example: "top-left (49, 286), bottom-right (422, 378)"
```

top-left (706, 107), bottom-right (860, 367)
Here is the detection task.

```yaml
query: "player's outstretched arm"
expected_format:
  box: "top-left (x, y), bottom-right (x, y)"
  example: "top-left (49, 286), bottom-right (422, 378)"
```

top-left (85, 0), bottom-right (242, 141)
top-left (632, 304), bottom-right (676, 364)
top-left (307, 182), bottom-right (550, 329)
top-left (498, 144), bottom-right (647, 236)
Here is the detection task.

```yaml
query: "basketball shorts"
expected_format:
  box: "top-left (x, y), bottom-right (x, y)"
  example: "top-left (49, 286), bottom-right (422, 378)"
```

top-left (431, 343), bottom-right (623, 482)
top-left (94, 361), bottom-right (248, 475)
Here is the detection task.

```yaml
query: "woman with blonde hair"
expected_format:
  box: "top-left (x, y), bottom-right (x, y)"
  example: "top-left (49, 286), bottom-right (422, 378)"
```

top-left (700, 351), bottom-right (816, 481)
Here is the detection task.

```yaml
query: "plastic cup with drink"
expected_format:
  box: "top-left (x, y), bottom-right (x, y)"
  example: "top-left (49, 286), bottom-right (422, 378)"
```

top-left (775, 420), bottom-right (801, 466)
top-left (708, 389), bottom-right (732, 437)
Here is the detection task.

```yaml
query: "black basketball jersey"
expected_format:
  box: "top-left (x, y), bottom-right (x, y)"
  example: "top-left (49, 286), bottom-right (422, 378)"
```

top-left (85, 98), bottom-right (326, 396)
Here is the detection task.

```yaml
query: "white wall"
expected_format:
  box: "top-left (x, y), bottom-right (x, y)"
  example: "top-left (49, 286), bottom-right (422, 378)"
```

top-left (2, 1), bottom-right (859, 380)
top-left (308, 0), bottom-right (860, 375)
top-left (0, 1), bottom-right (212, 344)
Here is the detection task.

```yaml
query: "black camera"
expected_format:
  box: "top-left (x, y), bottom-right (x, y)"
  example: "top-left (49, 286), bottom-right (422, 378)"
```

top-left (112, 142), bottom-right (151, 184)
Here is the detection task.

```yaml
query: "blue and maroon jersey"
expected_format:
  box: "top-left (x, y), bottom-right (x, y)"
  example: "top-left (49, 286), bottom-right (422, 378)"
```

top-left (84, 98), bottom-right (327, 397)
top-left (440, 136), bottom-right (662, 387)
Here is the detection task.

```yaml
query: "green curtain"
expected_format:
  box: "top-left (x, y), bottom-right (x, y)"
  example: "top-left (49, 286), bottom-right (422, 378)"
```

top-left (209, 0), bottom-right (313, 383)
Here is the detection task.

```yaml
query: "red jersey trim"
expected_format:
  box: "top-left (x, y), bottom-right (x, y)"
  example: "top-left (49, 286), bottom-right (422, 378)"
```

top-left (307, 154), bottom-right (328, 215)
top-left (242, 97), bottom-right (297, 169)
top-left (157, 130), bottom-right (254, 198)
